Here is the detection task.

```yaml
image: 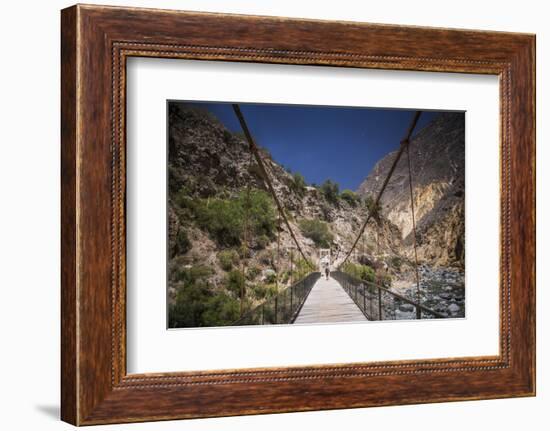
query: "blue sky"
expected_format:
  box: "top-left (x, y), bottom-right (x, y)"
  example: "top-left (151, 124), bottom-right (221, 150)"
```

top-left (185, 101), bottom-right (438, 191)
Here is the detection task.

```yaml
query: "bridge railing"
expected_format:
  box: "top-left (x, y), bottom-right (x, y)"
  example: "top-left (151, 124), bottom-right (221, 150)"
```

top-left (232, 272), bottom-right (321, 326)
top-left (331, 271), bottom-right (444, 320)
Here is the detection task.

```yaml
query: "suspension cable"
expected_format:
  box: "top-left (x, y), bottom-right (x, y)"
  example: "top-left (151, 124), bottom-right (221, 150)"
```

top-left (338, 111), bottom-right (422, 268)
top-left (232, 104), bottom-right (315, 270)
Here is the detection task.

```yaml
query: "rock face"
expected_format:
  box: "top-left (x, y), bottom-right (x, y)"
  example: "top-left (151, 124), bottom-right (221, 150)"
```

top-left (168, 103), bottom-right (261, 197)
top-left (357, 112), bottom-right (465, 268)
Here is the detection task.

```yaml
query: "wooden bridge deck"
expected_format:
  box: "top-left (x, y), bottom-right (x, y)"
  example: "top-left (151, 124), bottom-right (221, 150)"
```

top-left (293, 276), bottom-right (367, 324)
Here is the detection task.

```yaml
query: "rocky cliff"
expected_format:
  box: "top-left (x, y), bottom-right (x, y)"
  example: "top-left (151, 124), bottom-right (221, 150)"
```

top-left (357, 112), bottom-right (465, 268)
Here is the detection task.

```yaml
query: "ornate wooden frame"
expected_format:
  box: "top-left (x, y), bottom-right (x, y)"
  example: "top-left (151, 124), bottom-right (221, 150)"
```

top-left (61, 4), bottom-right (536, 425)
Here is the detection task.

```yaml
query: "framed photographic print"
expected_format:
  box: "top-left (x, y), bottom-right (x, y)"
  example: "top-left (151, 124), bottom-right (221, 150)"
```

top-left (61, 4), bottom-right (535, 425)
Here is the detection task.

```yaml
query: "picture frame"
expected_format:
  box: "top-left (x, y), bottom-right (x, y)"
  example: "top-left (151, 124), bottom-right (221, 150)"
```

top-left (61, 4), bottom-right (535, 425)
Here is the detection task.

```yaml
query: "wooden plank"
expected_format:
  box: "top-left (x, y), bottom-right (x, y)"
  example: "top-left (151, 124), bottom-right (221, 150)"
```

top-left (294, 277), bottom-right (367, 324)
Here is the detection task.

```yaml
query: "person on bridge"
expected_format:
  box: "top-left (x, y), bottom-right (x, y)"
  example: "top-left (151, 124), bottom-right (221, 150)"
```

top-left (324, 265), bottom-right (330, 280)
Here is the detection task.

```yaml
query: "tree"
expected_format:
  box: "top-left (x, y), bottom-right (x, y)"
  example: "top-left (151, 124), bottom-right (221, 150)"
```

top-left (340, 189), bottom-right (359, 207)
top-left (320, 179), bottom-right (340, 205)
top-left (290, 172), bottom-right (307, 196)
top-left (299, 219), bottom-right (334, 248)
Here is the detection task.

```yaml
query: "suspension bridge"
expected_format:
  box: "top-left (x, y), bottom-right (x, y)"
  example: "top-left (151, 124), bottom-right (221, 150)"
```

top-left (231, 105), bottom-right (444, 326)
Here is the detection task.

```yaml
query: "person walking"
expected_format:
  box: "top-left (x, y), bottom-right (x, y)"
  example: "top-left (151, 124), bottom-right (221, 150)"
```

top-left (324, 265), bottom-right (330, 280)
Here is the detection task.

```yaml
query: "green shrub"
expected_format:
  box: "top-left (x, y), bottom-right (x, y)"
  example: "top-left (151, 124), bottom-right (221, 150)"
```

top-left (172, 264), bottom-right (213, 284)
top-left (251, 283), bottom-right (269, 300)
top-left (218, 249), bottom-right (239, 271)
top-left (223, 129), bottom-right (233, 143)
top-left (168, 166), bottom-right (185, 196)
top-left (168, 264), bottom-right (241, 328)
top-left (340, 189), bottom-right (359, 207)
top-left (363, 265), bottom-right (376, 282)
top-left (279, 270), bottom-right (290, 285)
top-left (172, 187), bottom-right (198, 222)
top-left (320, 179), bottom-right (340, 205)
top-left (190, 265), bottom-right (213, 282)
top-left (169, 285), bottom-right (240, 328)
top-left (291, 258), bottom-right (307, 282)
top-left (169, 281), bottom-right (211, 328)
top-left (342, 262), bottom-right (360, 280)
top-left (299, 219), bottom-right (334, 248)
top-left (238, 244), bottom-right (251, 259)
top-left (290, 172), bottom-right (307, 196)
top-left (168, 256), bottom-right (187, 281)
top-left (200, 294), bottom-right (241, 327)
top-left (342, 262), bottom-right (376, 282)
top-left (246, 266), bottom-right (261, 281)
top-left (245, 189), bottom-right (277, 239)
top-left (225, 270), bottom-right (245, 298)
top-left (255, 234), bottom-right (270, 249)
top-left (263, 283), bottom-right (279, 298)
top-left (195, 198), bottom-right (243, 246)
top-left (264, 269), bottom-right (277, 284)
top-left (194, 189), bottom-right (276, 247)
top-left (390, 256), bottom-right (402, 270)
top-left (176, 228), bottom-right (191, 255)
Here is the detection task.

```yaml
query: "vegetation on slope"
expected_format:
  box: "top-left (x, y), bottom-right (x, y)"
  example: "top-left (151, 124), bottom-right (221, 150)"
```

top-left (298, 219), bottom-right (334, 248)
